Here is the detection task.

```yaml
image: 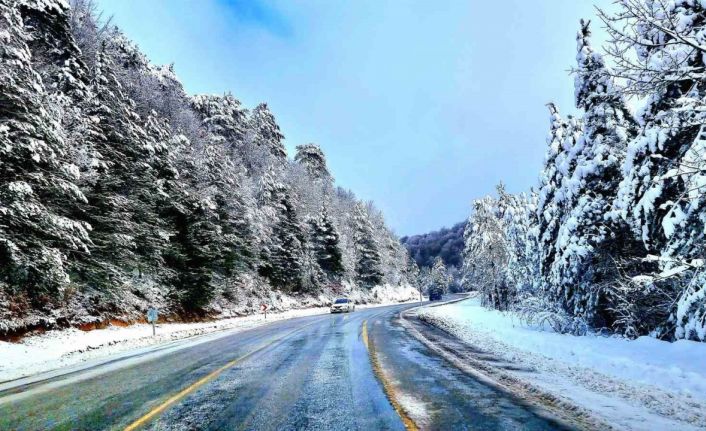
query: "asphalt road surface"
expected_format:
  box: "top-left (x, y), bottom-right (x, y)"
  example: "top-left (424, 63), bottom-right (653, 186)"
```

top-left (0, 300), bottom-right (574, 430)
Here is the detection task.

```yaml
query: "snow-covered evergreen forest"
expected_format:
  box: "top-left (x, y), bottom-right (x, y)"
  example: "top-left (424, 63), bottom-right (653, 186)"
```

top-left (462, 1), bottom-right (706, 342)
top-left (0, 0), bottom-right (416, 337)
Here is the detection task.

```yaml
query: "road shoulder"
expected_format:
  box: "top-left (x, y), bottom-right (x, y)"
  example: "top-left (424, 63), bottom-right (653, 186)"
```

top-left (412, 298), bottom-right (706, 431)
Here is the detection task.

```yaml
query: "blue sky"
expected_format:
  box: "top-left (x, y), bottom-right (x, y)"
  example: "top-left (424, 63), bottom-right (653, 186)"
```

top-left (97, 0), bottom-right (613, 236)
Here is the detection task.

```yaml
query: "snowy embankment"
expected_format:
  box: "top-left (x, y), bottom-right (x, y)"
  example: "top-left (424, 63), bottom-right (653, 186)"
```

top-left (418, 297), bottom-right (706, 431)
top-left (0, 283), bottom-right (419, 383)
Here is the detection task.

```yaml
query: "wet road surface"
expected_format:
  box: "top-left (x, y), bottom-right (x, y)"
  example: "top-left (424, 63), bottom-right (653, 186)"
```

top-left (0, 301), bottom-right (574, 430)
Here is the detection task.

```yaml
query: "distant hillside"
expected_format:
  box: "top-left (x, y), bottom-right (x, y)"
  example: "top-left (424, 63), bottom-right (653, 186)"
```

top-left (401, 222), bottom-right (466, 269)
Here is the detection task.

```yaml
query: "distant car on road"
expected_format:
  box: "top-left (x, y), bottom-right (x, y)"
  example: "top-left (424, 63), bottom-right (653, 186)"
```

top-left (330, 298), bottom-right (355, 313)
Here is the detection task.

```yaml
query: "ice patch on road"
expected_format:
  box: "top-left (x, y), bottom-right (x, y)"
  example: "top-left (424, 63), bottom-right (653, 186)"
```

top-left (396, 392), bottom-right (430, 424)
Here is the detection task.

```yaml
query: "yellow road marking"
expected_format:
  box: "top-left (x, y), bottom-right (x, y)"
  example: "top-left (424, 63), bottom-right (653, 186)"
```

top-left (362, 320), bottom-right (419, 431)
top-left (124, 321), bottom-right (319, 431)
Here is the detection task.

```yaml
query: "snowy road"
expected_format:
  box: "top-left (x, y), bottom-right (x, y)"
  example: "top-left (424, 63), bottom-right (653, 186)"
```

top-left (0, 301), bottom-right (573, 430)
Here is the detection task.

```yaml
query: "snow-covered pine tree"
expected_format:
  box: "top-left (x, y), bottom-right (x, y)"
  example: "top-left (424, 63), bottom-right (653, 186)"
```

top-left (602, 0), bottom-right (706, 339)
top-left (675, 268), bottom-right (706, 341)
top-left (72, 39), bottom-right (169, 286)
top-left (549, 20), bottom-right (636, 326)
top-left (211, 185), bottom-right (255, 278)
top-left (330, 187), bottom-right (358, 280)
top-left (19, 0), bottom-right (89, 98)
top-left (499, 187), bottom-right (541, 301)
top-left (287, 164), bottom-right (323, 222)
top-left (299, 236), bottom-right (324, 293)
top-left (191, 93), bottom-right (248, 160)
top-left (536, 105), bottom-right (583, 284)
top-left (245, 103), bottom-right (287, 176)
top-left (462, 194), bottom-right (510, 309)
top-left (162, 195), bottom-right (221, 312)
top-left (363, 202), bottom-right (407, 286)
top-left (257, 170), bottom-right (307, 292)
top-left (536, 103), bottom-right (564, 286)
top-left (157, 136), bottom-right (201, 310)
top-left (429, 257), bottom-right (451, 299)
top-left (0, 2), bottom-right (91, 299)
top-left (67, 0), bottom-right (108, 71)
top-left (196, 140), bottom-right (255, 272)
top-left (308, 203), bottom-right (344, 279)
top-left (294, 143), bottom-right (332, 182)
top-left (164, 136), bottom-right (255, 312)
top-left (380, 232), bottom-right (408, 286)
top-left (189, 93), bottom-right (256, 278)
top-left (267, 190), bottom-right (308, 292)
top-left (353, 203), bottom-right (384, 288)
top-left (406, 257), bottom-right (421, 289)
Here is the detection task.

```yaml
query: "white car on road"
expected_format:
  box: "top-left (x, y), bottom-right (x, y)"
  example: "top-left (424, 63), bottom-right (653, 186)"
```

top-left (330, 298), bottom-right (355, 313)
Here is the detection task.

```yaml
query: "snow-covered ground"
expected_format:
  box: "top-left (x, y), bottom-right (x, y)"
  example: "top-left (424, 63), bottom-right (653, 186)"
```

top-left (418, 297), bottom-right (706, 431)
top-left (0, 287), bottom-right (419, 384)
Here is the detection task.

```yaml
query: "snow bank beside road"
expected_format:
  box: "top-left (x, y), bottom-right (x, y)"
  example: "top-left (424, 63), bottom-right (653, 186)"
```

top-left (370, 283), bottom-right (420, 304)
top-left (419, 297), bottom-right (706, 430)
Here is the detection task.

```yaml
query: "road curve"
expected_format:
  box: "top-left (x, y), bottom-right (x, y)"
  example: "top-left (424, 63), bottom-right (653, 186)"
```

top-left (0, 301), bottom-right (573, 430)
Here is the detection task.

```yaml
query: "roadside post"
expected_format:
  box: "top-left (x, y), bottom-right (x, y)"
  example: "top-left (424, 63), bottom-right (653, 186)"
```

top-left (147, 307), bottom-right (158, 336)
top-left (261, 303), bottom-right (268, 320)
